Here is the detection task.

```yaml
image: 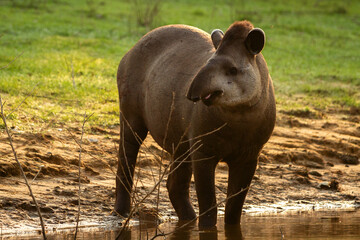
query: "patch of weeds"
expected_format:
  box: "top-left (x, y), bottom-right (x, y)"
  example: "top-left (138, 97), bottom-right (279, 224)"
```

top-left (10, 0), bottom-right (47, 9)
top-left (315, 75), bottom-right (359, 85)
top-left (333, 96), bottom-right (360, 109)
top-left (129, 0), bottom-right (162, 29)
top-left (314, 0), bottom-right (349, 15)
top-left (85, 0), bottom-right (106, 19)
top-left (192, 9), bottom-right (206, 17)
top-left (280, 108), bottom-right (325, 119)
top-left (301, 84), bottom-right (329, 96)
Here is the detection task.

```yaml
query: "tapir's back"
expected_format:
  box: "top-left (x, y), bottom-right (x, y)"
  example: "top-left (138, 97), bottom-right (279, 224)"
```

top-left (117, 25), bottom-right (215, 151)
top-left (117, 25), bottom-right (214, 97)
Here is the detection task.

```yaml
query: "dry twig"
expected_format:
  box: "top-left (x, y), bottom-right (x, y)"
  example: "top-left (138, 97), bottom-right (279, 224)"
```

top-left (0, 95), bottom-right (47, 240)
top-left (6, 83), bottom-right (39, 118)
top-left (280, 226), bottom-right (285, 239)
top-left (0, 51), bottom-right (24, 70)
top-left (73, 113), bottom-right (93, 240)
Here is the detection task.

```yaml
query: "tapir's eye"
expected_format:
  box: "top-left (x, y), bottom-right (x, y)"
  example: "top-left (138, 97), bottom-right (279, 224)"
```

top-left (228, 67), bottom-right (238, 76)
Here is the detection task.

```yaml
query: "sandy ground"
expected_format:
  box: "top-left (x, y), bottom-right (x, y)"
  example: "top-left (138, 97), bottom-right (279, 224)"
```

top-left (0, 109), bottom-right (359, 235)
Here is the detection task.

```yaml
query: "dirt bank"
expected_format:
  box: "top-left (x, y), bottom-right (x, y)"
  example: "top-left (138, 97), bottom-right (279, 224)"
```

top-left (0, 109), bottom-right (359, 235)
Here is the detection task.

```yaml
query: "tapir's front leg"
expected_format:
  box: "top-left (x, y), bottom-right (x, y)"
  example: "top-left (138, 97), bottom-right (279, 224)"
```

top-left (224, 154), bottom-right (258, 225)
top-left (192, 151), bottom-right (219, 227)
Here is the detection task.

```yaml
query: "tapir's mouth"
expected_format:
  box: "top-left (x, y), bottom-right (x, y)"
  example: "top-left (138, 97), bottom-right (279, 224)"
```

top-left (201, 90), bottom-right (223, 106)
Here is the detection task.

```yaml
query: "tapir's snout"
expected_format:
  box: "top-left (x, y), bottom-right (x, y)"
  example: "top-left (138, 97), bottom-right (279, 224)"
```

top-left (187, 65), bottom-right (224, 106)
top-left (187, 79), bottom-right (224, 106)
top-left (186, 84), bottom-right (201, 102)
top-left (187, 95), bottom-right (201, 102)
top-left (186, 74), bottom-right (202, 102)
top-left (186, 66), bottom-right (213, 103)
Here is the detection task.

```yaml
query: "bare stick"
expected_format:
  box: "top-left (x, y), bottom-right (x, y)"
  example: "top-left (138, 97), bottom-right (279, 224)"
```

top-left (0, 95), bottom-right (47, 240)
top-left (64, 57), bottom-right (76, 89)
top-left (119, 111), bottom-right (163, 163)
top-left (180, 122), bottom-right (227, 144)
top-left (116, 155), bottom-right (173, 239)
top-left (65, 128), bottom-right (133, 199)
top-left (156, 92), bottom-right (175, 223)
top-left (280, 226), bottom-right (285, 240)
top-left (31, 165), bottom-right (44, 185)
top-left (120, 121), bottom-right (135, 193)
top-left (6, 83), bottom-right (39, 118)
top-left (71, 61), bottom-right (76, 89)
top-left (0, 51), bottom-right (24, 70)
top-left (74, 113), bottom-right (93, 240)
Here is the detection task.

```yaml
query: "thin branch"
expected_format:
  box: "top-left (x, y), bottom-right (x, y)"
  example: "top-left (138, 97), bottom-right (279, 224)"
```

top-left (6, 83), bottom-right (39, 118)
top-left (180, 123), bottom-right (227, 145)
top-left (116, 153), bottom-right (173, 239)
top-left (65, 127), bottom-right (131, 197)
top-left (71, 61), bottom-right (76, 89)
top-left (156, 92), bottom-right (175, 223)
top-left (120, 121), bottom-right (135, 193)
top-left (0, 51), bottom-right (24, 70)
top-left (30, 165), bottom-right (44, 185)
top-left (74, 112), bottom-right (93, 240)
top-left (172, 123), bottom-right (191, 156)
top-left (119, 111), bottom-right (164, 164)
top-left (0, 95), bottom-right (47, 240)
top-left (280, 226), bottom-right (285, 240)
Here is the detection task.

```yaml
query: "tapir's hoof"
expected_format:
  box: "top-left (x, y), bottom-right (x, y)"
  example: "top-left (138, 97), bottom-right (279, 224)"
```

top-left (198, 217), bottom-right (217, 228)
top-left (112, 209), bottom-right (130, 218)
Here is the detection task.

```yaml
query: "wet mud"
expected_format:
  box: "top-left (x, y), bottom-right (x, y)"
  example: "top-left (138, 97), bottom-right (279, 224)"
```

top-left (0, 110), bottom-right (359, 236)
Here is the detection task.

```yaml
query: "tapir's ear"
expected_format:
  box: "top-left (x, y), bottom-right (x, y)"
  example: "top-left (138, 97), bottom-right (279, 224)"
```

top-left (211, 29), bottom-right (224, 49)
top-left (245, 28), bottom-right (265, 55)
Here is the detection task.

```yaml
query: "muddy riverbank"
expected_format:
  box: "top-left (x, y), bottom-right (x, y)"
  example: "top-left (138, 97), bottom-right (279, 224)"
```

top-left (0, 109), bottom-right (359, 236)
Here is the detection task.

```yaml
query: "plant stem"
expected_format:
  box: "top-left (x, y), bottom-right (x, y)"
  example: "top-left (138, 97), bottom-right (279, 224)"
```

top-left (0, 95), bottom-right (47, 240)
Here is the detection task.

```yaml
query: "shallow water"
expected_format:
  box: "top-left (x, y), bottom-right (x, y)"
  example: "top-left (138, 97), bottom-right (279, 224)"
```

top-left (3, 209), bottom-right (360, 239)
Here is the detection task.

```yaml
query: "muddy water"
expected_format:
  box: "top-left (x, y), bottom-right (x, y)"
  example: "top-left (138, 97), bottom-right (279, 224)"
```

top-left (3, 209), bottom-right (360, 239)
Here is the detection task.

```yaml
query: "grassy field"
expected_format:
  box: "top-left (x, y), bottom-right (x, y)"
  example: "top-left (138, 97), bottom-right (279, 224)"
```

top-left (0, 0), bottom-right (359, 128)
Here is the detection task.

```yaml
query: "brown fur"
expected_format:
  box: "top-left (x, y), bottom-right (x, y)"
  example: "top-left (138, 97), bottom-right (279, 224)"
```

top-left (217, 21), bottom-right (253, 50)
top-left (115, 21), bottom-right (276, 227)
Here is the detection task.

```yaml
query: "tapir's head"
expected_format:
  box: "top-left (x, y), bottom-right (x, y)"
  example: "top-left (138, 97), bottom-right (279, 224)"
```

top-left (187, 21), bottom-right (268, 108)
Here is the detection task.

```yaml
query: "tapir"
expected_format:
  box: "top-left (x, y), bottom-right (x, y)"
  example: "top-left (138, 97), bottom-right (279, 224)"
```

top-left (115, 20), bottom-right (276, 227)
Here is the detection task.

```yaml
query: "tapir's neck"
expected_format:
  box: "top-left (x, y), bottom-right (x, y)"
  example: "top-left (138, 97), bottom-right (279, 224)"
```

top-left (216, 105), bottom-right (261, 129)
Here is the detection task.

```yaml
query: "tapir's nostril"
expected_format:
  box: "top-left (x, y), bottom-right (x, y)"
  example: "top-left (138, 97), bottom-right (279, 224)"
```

top-left (187, 95), bottom-right (201, 102)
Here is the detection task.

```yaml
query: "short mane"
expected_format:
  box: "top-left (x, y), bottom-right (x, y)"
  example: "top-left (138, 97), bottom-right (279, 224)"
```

top-left (218, 20), bottom-right (254, 50)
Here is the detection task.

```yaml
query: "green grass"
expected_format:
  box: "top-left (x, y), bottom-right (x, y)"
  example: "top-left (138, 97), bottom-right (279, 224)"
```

top-left (0, 0), bottom-right (359, 128)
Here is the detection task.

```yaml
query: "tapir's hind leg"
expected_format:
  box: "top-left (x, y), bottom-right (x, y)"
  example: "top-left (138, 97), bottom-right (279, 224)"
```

top-left (114, 113), bottom-right (148, 216)
top-left (166, 145), bottom-right (196, 221)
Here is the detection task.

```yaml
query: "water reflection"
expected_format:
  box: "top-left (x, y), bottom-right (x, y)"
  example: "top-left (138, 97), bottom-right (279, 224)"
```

top-left (128, 210), bottom-right (360, 240)
top-left (4, 209), bottom-right (360, 239)
top-left (169, 221), bottom-right (197, 240)
top-left (166, 220), bottom-right (243, 240)
top-left (224, 225), bottom-right (243, 240)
